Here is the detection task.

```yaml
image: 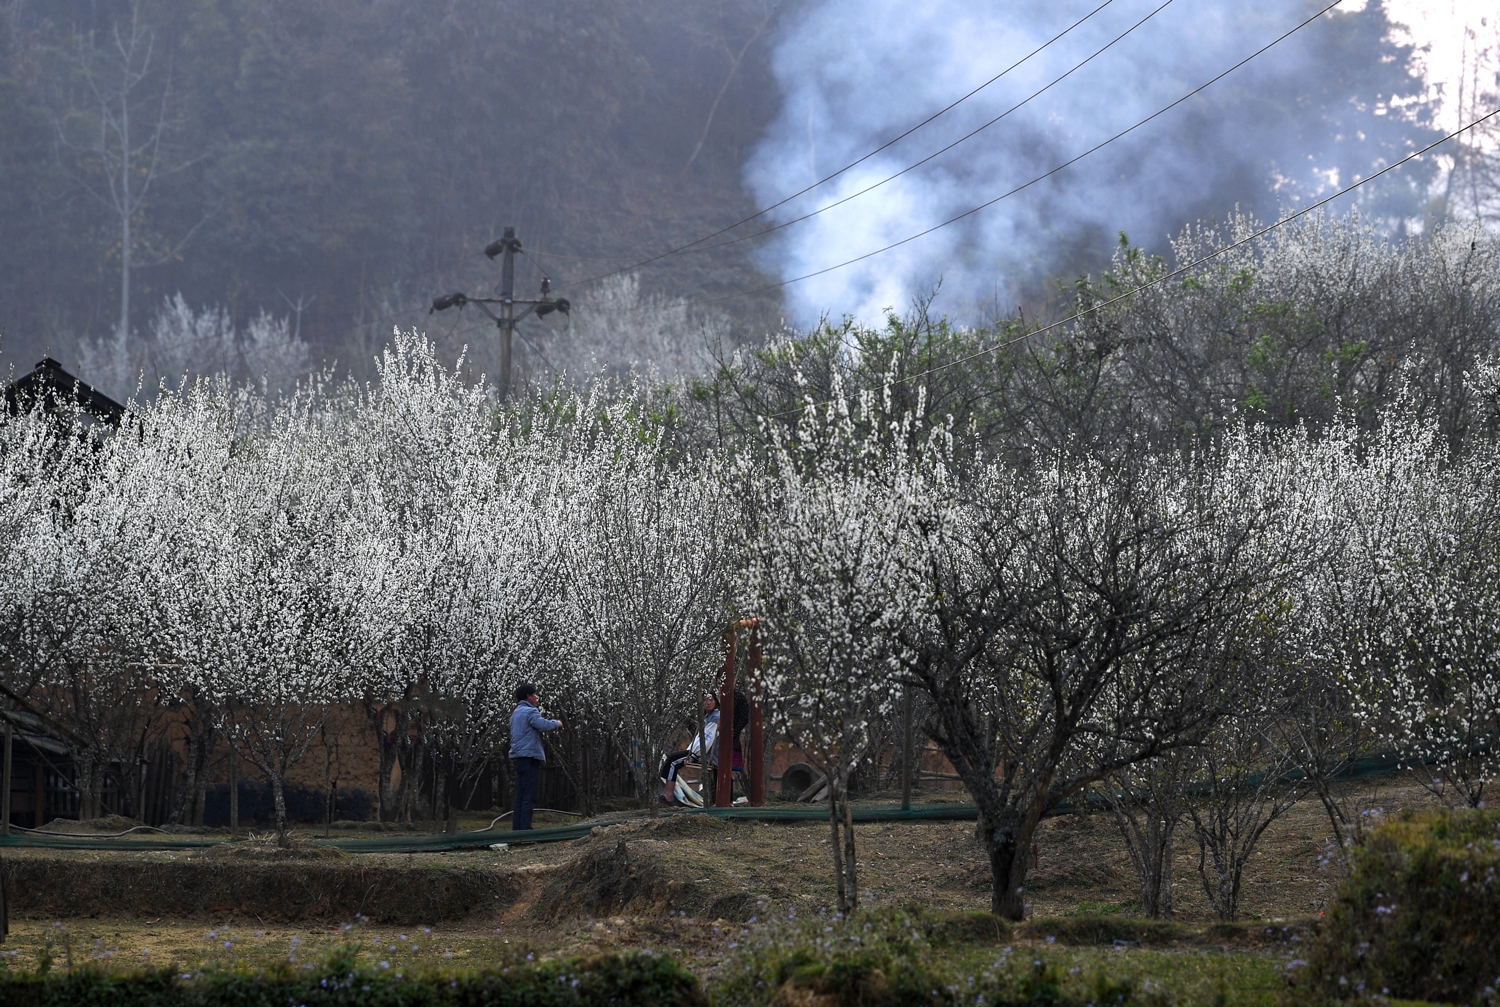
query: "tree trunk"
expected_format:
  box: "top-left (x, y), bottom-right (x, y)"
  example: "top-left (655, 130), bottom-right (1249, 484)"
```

top-left (75, 755), bottom-right (100, 821)
top-left (1151, 824), bottom-right (1175, 918)
top-left (373, 706), bottom-right (395, 822)
top-left (228, 748), bottom-right (238, 835)
top-left (645, 740), bottom-right (661, 820)
top-left (269, 770), bottom-right (289, 846)
top-left (395, 726), bottom-right (416, 823)
top-left (322, 727), bottom-right (334, 838)
top-left (990, 841), bottom-right (1027, 918)
top-left (827, 771), bottom-right (848, 914)
top-left (582, 741), bottom-right (594, 818)
top-left (192, 759), bottom-right (209, 827)
top-left (977, 804), bottom-right (1034, 920)
top-left (169, 726), bottom-right (206, 825)
top-left (1197, 835), bottom-right (1240, 920)
top-left (839, 774), bottom-right (858, 913)
top-left (1104, 779), bottom-right (1182, 919)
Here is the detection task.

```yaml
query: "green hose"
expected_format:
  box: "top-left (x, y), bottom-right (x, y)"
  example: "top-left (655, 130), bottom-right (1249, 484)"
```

top-left (0, 746), bottom-right (1432, 854)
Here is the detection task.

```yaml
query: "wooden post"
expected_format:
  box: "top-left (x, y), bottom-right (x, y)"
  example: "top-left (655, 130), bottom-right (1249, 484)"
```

top-left (324, 729), bottom-right (336, 838)
top-left (33, 762), bottom-right (45, 829)
top-left (748, 622), bottom-right (765, 807)
top-left (581, 742), bottom-right (593, 817)
top-left (1, 718), bottom-right (12, 837)
top-left (715, 629), bottom-right (737, 808)
top-left (228, 748), bottom-right (238, 835)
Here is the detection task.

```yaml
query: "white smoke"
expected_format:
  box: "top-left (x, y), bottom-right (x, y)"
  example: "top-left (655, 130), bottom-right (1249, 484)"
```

top-left (745, 0), bottom-right (1432, 325)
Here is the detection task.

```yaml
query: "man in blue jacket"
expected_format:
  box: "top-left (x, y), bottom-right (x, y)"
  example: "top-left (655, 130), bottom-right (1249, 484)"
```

top-left (509, 682), bottom-right (562, 830)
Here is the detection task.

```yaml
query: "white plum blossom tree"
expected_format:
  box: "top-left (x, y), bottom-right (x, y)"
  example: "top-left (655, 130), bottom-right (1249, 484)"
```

top-left (898, 443), bottom-right (1288, 919)
top-left (562, 414), bottom-right (735, 816)
top-left (743, 381), bottom-right (939, 913)
top-left (153, 382), bottom-right (389, 840)
top-left (347, 337), bottom-right (569, 827)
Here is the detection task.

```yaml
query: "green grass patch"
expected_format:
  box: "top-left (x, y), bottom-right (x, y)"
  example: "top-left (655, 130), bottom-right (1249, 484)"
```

top-left (1017, 916), bottom-right (1183, 948)
top-left (1064, 901), bottom-right (1131, 917)
top-left (0, 910), bottom-right (1310, 1006)
top-left (0, 943), bottom-right (702, 1006)
top-left (710, 908), bottom-right (1289, 1006)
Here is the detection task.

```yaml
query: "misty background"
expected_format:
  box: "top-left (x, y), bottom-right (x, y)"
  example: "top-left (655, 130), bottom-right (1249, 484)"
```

top-left (0, 0), bottom-right (1495, 396)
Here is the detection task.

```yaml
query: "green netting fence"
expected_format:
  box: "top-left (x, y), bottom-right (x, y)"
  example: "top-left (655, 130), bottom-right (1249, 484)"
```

top-left (0, 747), bottom-right (1428, 854)
top-left (0, 801), bottom-right (981, 853)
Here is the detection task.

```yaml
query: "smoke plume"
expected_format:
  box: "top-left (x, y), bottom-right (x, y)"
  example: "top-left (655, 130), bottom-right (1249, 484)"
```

top-left (745, 0), bottom-right (1436, 325)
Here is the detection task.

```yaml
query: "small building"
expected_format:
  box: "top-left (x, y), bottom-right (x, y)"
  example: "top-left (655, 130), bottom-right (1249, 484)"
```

top-left (1, 709), bottom-right (83, 829)
top-left (4, 357), bottom-right (125, 427)
top-left (2, 361), bottom-right (128, 830)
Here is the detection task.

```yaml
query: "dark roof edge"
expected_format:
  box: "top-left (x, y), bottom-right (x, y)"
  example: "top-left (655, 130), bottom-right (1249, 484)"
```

top-left (4, 357), bottom-right (126, 427)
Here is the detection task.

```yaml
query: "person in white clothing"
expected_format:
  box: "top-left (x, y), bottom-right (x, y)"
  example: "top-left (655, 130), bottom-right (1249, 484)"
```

top-left (659, 693), bottom-right (720, 803)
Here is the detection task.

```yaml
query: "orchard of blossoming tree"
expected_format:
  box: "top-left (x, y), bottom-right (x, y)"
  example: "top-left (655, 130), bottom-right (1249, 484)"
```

top-left (2, 212), bottom-right (1499, 924)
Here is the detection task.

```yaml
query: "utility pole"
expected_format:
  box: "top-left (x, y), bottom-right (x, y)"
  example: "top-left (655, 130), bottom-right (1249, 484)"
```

top-left (431, 226), bottom-right (569, 399)
top-left (497, 226), bottom-right (517, 401)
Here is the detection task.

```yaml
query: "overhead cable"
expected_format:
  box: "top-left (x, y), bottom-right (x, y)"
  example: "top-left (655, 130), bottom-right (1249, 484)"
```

top-left (557, 0), bottom-right (1124, 290)
top-left (573, 0), bottom-right (1183, 274)
top-left (665, 0), bottom-right (1347, 312)
top-left (774, 104), bottom-right (1500, 418)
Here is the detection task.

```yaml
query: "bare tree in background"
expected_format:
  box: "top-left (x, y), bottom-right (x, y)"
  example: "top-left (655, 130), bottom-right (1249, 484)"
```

top-left (1440, 17), bottom-right (1500, 226)
top-left (531, 275), bottom-right (728, 384)
top-left (680, 0), bottom-right (777, 177)
top-left (901, 448), bottom-right (1282, 920)
top-left (1099, 751), bottom-right (1191, 918)
top-left (1186, 712), bottom-right (1307, 921)
top-left (52, 0), bottom-right (208, 341)
top-left (79, 295), bottom-right (310, 401)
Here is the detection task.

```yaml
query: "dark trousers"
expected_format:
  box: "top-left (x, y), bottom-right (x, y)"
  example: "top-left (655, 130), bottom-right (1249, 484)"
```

top-left (660, 750), bottom-right (695, 783)
top-left (512, 757), bottom-right (541, 830)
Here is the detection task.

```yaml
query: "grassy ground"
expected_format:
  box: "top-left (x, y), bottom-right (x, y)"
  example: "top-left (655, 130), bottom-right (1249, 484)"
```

top-left (0, 915), bottom-right (1301, 1005)
top-left (0, 775), bottom-right (1444, 1003)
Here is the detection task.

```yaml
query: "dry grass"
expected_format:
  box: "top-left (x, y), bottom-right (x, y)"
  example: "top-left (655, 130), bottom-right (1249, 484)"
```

top-left (0, 774), bottom-right (1443, 976)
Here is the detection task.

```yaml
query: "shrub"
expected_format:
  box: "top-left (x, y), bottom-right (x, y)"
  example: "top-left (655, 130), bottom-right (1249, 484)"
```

top-left (0, 950), bottom-right (702, 1006)
top-left (711, 908), bottom-right (1176, 1007)
top-left (1295, 808), bottom-right (1500, 1003)
top-left (1017, 916), bottom-right (1180, 947)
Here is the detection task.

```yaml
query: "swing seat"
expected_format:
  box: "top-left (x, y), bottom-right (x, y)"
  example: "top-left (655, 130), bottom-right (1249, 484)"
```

top-left (673, 774), bottom-right (704, 808)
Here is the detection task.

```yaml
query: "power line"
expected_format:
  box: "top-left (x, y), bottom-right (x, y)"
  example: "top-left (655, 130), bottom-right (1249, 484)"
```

top-left (556, 0), bottom-right (1123, 291)
top-left (627, 0), bottom-right (1345, 314)
top-left (433, 108), bottom-right (1500, 398)
top-left (772, 105), bottom-right (1500, 419)
top-left (567, 0), bottom-right (1183, 279)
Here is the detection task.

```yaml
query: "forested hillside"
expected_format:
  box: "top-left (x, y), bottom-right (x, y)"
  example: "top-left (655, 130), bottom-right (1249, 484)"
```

top-left (0, 0), bottom-right (1478, 395)
top-left (0, 0), bottom-right (785, 383)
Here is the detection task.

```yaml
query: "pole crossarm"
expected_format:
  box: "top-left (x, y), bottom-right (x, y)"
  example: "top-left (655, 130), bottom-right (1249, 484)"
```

top-left (428, 226), bottom-right (571, 399)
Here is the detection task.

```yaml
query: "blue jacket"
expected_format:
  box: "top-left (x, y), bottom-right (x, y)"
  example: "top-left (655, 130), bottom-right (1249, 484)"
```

top-left (509, 701), bottom-right (561, 761)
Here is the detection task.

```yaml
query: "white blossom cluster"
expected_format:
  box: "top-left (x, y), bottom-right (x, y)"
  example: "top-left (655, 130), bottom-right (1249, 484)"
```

top-left (1, 326), bottom-right (1496, 901)
top-left (0, 335), bottom-right (733, 834)
top-left (737, 368), bottom-right (1500, 918)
